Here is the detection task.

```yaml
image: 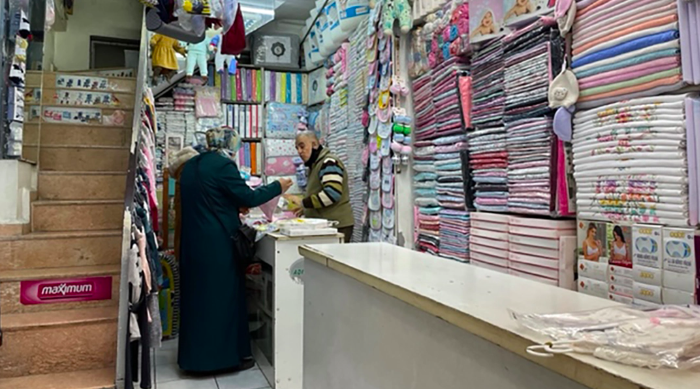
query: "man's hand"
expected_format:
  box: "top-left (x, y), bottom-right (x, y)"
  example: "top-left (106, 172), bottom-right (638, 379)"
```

top-left (279, 178), bottom-right (293, 193)
top-left (294, 208), bottom-right (304, 217)
top-left (284, 194), bottom-right (303, 207)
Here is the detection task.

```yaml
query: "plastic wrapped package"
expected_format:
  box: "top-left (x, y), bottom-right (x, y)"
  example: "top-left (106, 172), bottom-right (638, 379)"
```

top-left (512, 305), bottom-right (700, 370)
top-left (253, 34), bottom-right (301, 69)
top-left (194, 87), bottom-right (221, 118)
top-left (266, 102), bottom-right (306, 139)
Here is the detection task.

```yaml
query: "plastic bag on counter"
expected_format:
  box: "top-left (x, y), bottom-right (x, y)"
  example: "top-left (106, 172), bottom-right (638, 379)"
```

top-left (512, 305), bottom-right (700, 370)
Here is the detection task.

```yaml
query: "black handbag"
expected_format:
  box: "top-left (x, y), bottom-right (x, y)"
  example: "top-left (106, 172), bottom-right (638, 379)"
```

top-left (195, 156), bottom-right (257, 268)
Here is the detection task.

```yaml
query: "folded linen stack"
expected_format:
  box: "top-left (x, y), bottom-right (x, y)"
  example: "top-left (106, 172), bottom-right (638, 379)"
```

top-left (434, 135), bottom-right (469, 261)
top-left (469, 127), bottom-right (508, 212)
top-left (503, 20), bottom-right (562, 123)
top-left (431, 57), bottom-right (470, 139)
top-left (572, 94), bottom-right (700, 227)
top-left (345, 19), bottom-right (370, 243)
top-left (572, 0), bottom-right (691, 109)
top-left (506, 118), bottom-right (555, 215)
top-left (414, 72), bottom-right (436, 141)
top-left (414, 141), bottom-right (440, 254)
top-left (471, 38), bottom-right (505, 128)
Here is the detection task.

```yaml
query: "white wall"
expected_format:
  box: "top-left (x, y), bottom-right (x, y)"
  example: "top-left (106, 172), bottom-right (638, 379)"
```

top-left (49, 0), bottom-right (142, 71)
top-left (0, 161), bottom-right (37, 224)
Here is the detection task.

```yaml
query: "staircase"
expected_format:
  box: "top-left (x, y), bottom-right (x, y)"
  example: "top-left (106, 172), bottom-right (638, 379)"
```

top-left (0, 71), bottom-right (135, 389)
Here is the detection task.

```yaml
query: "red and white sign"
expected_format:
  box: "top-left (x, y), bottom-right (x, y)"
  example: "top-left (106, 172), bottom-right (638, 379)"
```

top-left (20, 276), bottom-right (112, 305)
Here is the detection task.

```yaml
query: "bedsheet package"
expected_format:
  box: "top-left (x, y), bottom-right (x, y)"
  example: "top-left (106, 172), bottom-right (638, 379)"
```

top-left (572, 94), bottom-right (700, 227)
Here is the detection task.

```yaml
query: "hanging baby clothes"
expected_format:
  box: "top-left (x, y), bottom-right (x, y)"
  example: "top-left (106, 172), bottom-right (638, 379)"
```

top-left (186, 38), bottom-right (210, 77)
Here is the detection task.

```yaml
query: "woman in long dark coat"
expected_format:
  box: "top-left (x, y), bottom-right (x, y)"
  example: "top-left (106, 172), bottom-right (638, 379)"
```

top-left (178, 127), bottom-right (291, 373)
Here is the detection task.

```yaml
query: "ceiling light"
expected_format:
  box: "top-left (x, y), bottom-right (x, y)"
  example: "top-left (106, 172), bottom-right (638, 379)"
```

top-left (240, 5), bottom-right (275, 16)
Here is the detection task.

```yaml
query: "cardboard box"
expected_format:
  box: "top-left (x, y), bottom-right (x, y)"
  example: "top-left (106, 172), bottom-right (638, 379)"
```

top-left (633, 282), bottom-right (663, 304)
top-left (608, 283), bottom-right (633, 297)
top-left (662, 270), bottom-right (698, 294)
top-left (608, 293), bottom-right (633, 305)
top-left (632, 224), bottom-right (662, 268)
top-left (633, 298), bottom-right (662, 309)
top-left (577, 220), bottom-right (608, 263)
top-left (578, 259), bottom-right (608, 281)
top-left (662, 288), bottom-right (698, 304)
top-left (608, 263), bottom-right (635, 279)
top-left (632, 264), bottom-right (662, 286)
top-left (578, 277), bottom-right (608, 299)
top-left (608, 273), bottom-right (634, 288)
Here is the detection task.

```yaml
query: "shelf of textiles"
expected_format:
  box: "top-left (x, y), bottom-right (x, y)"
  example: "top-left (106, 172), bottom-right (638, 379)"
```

top-left (413, 57), bottom-right (471, 260)
top-left (467, 19), bottom-right (574, 218)
top-left (262, 102), bottom-right (307, 194)
top-left (225, 103), bottom-right (263, 139)
top-left (264, 70), bottom-right (308, 105)
top-left (571, 0), bottom-right (700, 110)
top-left (218, 65), bottom-right (264, 104)
top-left (469, 212), bottom-right (576, 288)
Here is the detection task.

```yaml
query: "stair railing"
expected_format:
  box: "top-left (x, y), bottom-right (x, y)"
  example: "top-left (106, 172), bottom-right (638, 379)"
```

top-left (115, 10), bottom-right (148, 389)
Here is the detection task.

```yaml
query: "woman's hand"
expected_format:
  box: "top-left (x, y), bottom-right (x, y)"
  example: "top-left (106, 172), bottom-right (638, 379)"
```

top-left (239, 207), bottom-right (250, 215)
top-left (279, 178), bottom-right (293, 193)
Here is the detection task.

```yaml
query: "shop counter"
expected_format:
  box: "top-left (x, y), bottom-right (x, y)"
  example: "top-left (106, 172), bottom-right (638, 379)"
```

top-left (249, 232), bottom-right (344, 389)
top-left (299, 243), bottom-right (700, 389)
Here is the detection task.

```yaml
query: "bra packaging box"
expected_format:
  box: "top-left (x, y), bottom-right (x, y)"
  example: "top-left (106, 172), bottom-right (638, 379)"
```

top-left (576, 219), bottom-right (609, 281)
top-left (632, 225), bottom-right (662, 269)
top-left (662, 227), bottom-right (698, 294)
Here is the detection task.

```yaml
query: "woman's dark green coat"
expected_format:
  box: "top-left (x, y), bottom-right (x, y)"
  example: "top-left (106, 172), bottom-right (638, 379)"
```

top-left (177, 152), bottom-right (281, 372)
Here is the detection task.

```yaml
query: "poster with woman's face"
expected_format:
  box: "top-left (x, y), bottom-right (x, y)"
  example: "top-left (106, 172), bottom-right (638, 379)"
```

top-left (503, 0), bottom-right (555, 27)
top-left (577, 220), bottom-right (608, 263)
top-left (607, 223), bottom-right (633, 268)
top-left (469, 0), bottom-right (508, 44)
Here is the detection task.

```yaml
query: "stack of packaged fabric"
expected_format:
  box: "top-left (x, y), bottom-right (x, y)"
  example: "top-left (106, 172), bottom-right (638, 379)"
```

top-left (469, 127), bottom-right (508, 212)
top-left (503, 20), bottom-right (561, 122)
top-left (572, 0), bottom-right (691, 109)
top-left (414, 72), bottom-right (436, 140)
top-left (506, 117), bottom-right (554, 215)
top-left (471, 38), bottom-right (505, 128)
top-left (414, 142), bottom-right (440, 255)
top-left (435, 135), bottom-right (470, 262)
top-left (572, 94), bottom-right (700, 227)
top-left (431, 58), bottom-right (470, 139)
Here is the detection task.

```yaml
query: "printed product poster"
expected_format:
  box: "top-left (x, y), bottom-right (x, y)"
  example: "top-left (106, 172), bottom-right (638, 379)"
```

top-left (470, 0), bottom-right (507, 44)
top-left (503, 0), bottom-right (555, 27)
top-left (56, 75), bottom-right (112, 90)
top-left (42, 106), bottom-right (103, 124)
top-left (54, 90), bottom-right (119, 106)
top-left (577, 220), bottom-right (608, 262)
top-left (607, 223), bottom-right (632, 268)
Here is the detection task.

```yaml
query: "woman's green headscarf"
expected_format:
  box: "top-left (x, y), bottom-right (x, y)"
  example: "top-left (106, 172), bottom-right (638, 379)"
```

top-left (205, 126), bottom-right (241, 158)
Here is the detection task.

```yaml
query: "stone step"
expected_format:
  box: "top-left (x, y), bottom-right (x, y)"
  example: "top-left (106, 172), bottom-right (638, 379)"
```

top-left (0, 230), bottom-right (122, 271)
top-left (0, 307), bottom-right (118, 379)
top-left (24, 123), bottom-right (130, 147)
top-left (0, 368), bottom-right (115, 389)
top-left (0, 264), bottom-right (120, 315)
top-left (38, 171), bottom-right (126, 201)
top-left (32, 200), bottom-right (123, 233)
top-left (33, 145), bottom-right (129, 172)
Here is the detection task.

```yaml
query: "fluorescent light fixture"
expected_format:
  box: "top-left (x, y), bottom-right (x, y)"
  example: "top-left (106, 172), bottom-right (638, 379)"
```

top-left (240, 5), bottom-right (275, 16)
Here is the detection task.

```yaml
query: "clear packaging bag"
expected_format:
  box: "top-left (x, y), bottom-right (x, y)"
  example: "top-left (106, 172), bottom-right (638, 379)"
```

top-left (511, 305), bottom-right (700, 370)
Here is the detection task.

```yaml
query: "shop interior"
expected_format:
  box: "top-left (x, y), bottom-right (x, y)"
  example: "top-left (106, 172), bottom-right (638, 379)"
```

top-left (0, 0), bottom-right (699, 389)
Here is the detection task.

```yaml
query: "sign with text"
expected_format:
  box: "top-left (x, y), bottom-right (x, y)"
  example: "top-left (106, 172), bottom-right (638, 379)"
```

top-left (20, 276), bottom-right (112, 305)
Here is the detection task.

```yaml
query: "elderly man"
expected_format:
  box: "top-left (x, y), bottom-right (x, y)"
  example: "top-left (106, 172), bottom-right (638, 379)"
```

top-left (288, 130), bottom-right (355, 242)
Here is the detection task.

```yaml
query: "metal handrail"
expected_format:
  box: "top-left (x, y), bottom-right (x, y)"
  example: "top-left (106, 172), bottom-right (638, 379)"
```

top-left (115, 8), bottom-right (149, 388)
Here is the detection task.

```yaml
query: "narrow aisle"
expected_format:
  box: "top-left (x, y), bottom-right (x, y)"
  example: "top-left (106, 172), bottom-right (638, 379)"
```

top-left (154, 340), bottom-right (271, 389)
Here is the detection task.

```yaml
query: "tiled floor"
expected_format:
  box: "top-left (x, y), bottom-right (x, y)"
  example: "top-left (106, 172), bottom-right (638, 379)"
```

top-left (153, 339), bottom-right (271, 389)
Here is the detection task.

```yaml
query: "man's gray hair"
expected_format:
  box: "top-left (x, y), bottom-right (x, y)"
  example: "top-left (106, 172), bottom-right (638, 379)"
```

top-left (295, 130), bottom-right (319, 143)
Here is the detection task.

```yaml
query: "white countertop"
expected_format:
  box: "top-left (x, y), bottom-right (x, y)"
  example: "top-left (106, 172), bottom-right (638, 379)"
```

top-left (299, 243), bottom-right (700, 389)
